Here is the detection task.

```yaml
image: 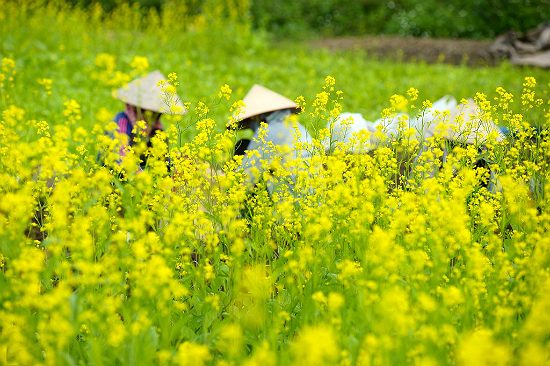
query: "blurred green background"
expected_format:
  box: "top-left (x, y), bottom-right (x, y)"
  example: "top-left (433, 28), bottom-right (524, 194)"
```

top-left (69, 0), bottom-right (549, 39)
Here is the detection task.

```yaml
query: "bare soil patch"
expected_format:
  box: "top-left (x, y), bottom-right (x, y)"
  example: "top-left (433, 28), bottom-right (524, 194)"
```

top-left (309, 36), bottom-right (496, 66)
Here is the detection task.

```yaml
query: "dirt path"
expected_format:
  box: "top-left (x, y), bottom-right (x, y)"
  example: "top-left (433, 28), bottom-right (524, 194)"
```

top-left (308, 36), bottom-right (496, 66)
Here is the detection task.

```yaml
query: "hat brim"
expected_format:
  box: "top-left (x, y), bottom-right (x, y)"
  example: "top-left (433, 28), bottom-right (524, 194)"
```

top-left (114, 70), bottom-right (186, 115)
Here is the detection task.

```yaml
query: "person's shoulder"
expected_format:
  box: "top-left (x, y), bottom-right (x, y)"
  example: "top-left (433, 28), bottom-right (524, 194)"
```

top-left (113, 111), bottom-right (128, 122)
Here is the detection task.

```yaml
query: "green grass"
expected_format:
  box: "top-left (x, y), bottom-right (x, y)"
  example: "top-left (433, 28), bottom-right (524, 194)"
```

top-left (2, 2), bottom-right (548, 136)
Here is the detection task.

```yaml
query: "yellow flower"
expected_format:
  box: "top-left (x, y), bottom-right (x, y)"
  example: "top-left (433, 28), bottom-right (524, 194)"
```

top-left (63, 99), bottom-right (82, 123)
top-left (243, 341), bottom-right (276, 366)
top-left (175, 342), bottom-right (211, 366)
top-left (390, 94), bottom-right (408, 111)
top-left (36, 78), bottom-right (53, 95)
top-left (441, 286), bottom-right (465, 307)
top-left (407, 87), bottom-right (419, 101)
top-left (456, 329), bottom-right (511, 366)
top-left (217, 323), bottom-right (243, 357)
top-left (291, 325), bottom-right (339, 366)
top-left (295, 95), bottom-right (307, 111)
top-left (327, 292), bottom-right (345, 312)
top-left (218, 83), bottom-right (232, 100)
top-left (523, 76), bottom-right (536, 88)
top-left (422, 99), bottom-right (433, 109)
top-left (94, 53), bottom-right (116, 70)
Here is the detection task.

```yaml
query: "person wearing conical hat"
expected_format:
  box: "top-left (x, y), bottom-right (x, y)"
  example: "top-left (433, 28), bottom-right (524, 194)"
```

top-left (329, 96), bottom-right (505, 148)
top-left (328, 96), bottom-right (506, 190)
top-left (423, 97), bottom-right (505, 146)
top-left (233, 84), bottom-right (303, 155)
top-left (110, 70), bottom-right (186, 169)
top-left (233, 85), bottom-right (312, 188)
top-left (327, 96), bottom-right (505, 152)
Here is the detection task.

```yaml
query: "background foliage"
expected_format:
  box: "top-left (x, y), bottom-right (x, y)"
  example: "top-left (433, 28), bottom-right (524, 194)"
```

top-left (66, 0), bottom-right (549, 39)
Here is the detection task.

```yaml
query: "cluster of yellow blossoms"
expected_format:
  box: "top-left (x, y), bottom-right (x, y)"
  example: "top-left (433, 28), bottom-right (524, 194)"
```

top-left (0, 57), bottom-right (549, 366)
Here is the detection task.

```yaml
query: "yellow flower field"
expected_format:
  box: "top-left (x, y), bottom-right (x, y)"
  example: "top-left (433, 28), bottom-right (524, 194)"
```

top-left (1, 1), bottom-right (549, 365)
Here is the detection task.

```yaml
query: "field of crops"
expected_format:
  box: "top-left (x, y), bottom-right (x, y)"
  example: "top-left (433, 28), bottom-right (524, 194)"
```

top-left (1, 2), bottom-right (550, 365)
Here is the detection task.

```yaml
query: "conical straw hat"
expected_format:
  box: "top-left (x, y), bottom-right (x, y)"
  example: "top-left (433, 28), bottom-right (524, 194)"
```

top-left (114, 70), bottom-right (186, 115)
top-left (430, 99), bottom-right (504, 145)
top-left (237, 84), bottom-right (298, 121)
